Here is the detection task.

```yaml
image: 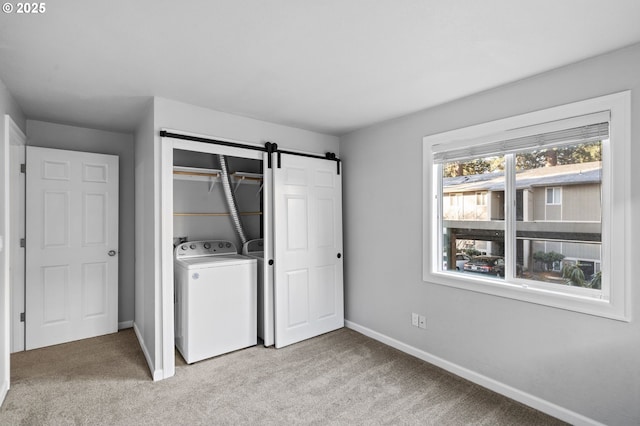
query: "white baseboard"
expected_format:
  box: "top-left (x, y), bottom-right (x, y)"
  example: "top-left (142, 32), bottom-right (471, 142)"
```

top-left (133, 322), bottom-right (163, 381)
top-left (118, 320), bottom-right (134, 330)
top-left (0, 379), bottom-right (8, 407)
top-left (345, 320), bottom-right (603, 426)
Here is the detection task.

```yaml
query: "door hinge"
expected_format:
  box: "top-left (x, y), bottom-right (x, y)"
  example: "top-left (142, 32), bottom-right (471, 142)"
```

top-left (20, 238), bottom-right (25, 248)
top-left (20, 312), bottom-right (25, 322)
top-left (20, 163), bottom-right (26, 173)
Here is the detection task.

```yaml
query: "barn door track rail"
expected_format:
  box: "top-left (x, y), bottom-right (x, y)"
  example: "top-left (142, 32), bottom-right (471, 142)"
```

top-left (160, 130), bottom-right (341, 174)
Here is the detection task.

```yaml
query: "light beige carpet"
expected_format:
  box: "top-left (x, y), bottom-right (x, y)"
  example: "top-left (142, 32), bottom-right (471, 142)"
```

top-left (1, 328), bottom-right (565, 425)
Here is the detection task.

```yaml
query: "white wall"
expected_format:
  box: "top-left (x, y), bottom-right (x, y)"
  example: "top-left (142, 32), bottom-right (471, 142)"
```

top-left (0, 78), bottom-right (25, 405)
top-left (26, 120), bottom-right (135, 327)
top-left (155, 97), bottom-right (340, 154)
top-left (340, 44), bottom-right (640, 425)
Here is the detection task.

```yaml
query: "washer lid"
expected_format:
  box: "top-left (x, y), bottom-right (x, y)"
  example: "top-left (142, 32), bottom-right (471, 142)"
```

top-left (175, 254), bottom-right (256, 269)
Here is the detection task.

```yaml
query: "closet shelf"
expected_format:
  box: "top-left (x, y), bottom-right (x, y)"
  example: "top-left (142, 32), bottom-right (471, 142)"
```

top-left (231, 171), bottom-right (263, 193)
top-left (173, 166), bottom-right (263, 194)
top-left (231, 171), bottom-right (262, 182)
top-left (173, 166), bottom-right (221, 180)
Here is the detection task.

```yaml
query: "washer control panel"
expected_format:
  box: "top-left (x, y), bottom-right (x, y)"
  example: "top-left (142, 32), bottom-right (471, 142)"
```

top-left (175, 240), bottom-right (238, 259)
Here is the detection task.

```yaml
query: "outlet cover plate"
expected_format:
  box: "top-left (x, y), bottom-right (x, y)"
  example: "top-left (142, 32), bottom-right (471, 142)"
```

top-left (418, 315), bottom-right (427, 329)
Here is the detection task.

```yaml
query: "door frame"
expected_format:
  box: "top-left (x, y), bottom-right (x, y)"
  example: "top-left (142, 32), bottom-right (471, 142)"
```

top-left (9, 119), bottom-right (26, 353)
top-left (159, 130), bottom-right (266, 379)
top-left (159, 129), bottom-right (339, 378)
top-left (2, 115), bottom-right (26, 405)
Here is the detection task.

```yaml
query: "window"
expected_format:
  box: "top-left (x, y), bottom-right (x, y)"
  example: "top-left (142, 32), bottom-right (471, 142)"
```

top-left (423, 92), bottom-right (631, 321)
top-left (545, 187), bottom-right (561, 205)
top-left (448, 193), bottom-right (461, 206)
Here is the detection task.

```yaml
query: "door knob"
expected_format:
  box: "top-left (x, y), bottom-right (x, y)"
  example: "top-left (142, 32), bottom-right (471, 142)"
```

top-left (108, 250), bottom-right (117, 257)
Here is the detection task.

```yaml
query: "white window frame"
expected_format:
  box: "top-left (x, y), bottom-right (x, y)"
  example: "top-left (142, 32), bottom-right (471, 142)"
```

top-left (422, 92), bottom-right (631, 321)
top-left (545, 187), bottom-right (562, 205)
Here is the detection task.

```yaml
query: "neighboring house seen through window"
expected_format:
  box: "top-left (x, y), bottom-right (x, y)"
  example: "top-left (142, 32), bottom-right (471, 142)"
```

top-left (423, 92), bottom-right (631, 321)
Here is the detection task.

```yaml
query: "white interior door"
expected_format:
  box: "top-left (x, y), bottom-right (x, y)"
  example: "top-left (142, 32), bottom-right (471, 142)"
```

top-left (273, 153), bottom-right (343, 348)
top-left (25, 147), bottom-right (119, 350)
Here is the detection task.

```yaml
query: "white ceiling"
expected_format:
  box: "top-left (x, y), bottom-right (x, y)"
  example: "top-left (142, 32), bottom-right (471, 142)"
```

top-left (1, 0), bottom-right (640, 135)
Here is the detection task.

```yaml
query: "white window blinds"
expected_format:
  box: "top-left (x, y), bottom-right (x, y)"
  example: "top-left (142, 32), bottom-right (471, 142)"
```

top-left (432, 111), bottom-right (609, 164)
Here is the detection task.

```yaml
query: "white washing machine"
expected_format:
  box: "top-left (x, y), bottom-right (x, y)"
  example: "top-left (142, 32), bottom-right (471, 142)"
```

top-left (175, 240), bottom-right (257, 364)
top-left (242, 239), bottom-right (273, 346)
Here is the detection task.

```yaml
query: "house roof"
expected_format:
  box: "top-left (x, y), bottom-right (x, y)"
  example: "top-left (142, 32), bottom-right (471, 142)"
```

top-left (443, 162), bottom-right (602, 193)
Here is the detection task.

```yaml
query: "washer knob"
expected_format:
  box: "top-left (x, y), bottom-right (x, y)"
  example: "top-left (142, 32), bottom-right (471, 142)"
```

top-left (203, 242), bottom-right (211, 249)
top-left (225, 242), bottom-right (231, 248)
top-left (189, 244), bottom-right (196, 250)
top-left (218, 242), bottom-right (224, 248)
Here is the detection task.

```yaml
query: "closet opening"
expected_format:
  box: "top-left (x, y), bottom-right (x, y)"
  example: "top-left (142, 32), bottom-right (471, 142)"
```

top-left (170, 143), bottom-right (273, 369)
top-left (160, 132), bottom-right (343, 378)
top-left (173, 149), bottom-right (264, 250)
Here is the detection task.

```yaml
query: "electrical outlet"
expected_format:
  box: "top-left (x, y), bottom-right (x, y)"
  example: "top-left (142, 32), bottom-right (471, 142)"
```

top-left (411, 312), bottom-right (419, 327)
top-left (418, 315), bottom-right (427, 329)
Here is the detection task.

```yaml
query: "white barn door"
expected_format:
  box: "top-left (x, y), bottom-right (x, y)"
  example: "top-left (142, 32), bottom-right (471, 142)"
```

top-left (26, 147), bottom-right (119, 350)
top-left (273, 153), bottom-right (343, 348)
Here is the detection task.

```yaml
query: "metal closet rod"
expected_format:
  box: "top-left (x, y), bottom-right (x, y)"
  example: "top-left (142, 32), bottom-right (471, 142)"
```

top-left (160, 130), bottom-right (341, 174)
top-left (174, 212), bottom-right (263, 217)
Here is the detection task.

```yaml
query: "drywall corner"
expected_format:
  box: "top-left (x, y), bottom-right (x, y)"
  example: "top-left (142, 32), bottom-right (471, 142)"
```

top-left (133, 322), bottom-right (162, 381)
top-left (134, 99), bottom-right (156, 378)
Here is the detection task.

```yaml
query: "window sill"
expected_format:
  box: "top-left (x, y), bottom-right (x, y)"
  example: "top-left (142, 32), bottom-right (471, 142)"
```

top-left (424, 270), bottom-right (629, 322)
